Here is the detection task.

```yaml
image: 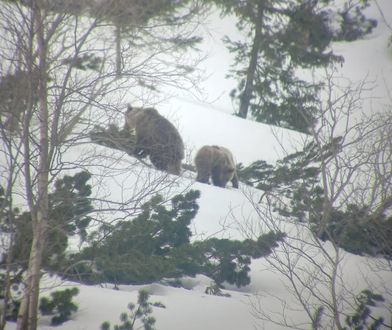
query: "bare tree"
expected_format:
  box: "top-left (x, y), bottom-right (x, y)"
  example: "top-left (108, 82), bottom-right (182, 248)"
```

top-left (0, 1), bottom-right (205, 329)
top-left (239, 69), bottom-right (392, 329)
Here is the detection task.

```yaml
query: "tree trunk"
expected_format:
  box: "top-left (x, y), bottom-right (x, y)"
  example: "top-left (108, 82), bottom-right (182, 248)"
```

top-left (115, 23), bottom-right (122, 77)
top-left (238, 3), bottom-right (263, 119)
top-left (16, 4), bottom-right (49, 329)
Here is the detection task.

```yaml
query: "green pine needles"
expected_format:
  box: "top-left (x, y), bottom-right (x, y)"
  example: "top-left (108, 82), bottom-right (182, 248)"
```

top-left (39, 287), bottom-right (79, 326)
top-left (101, 290), bottom-right (163, 330)
top-left (67, 189), bottom-right (284, 287)
top-left (344, 290), bottom-right (386, 330)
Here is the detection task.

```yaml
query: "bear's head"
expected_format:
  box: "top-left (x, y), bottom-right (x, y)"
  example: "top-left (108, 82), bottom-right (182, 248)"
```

top-left (124, 105), bottom-right (138, 129)
top-left (124, 105), bottom-right (144, 130)
top-left (125, 105), bottom-right (159, 130)
top-left (213, 165), bottom-right (235, 187)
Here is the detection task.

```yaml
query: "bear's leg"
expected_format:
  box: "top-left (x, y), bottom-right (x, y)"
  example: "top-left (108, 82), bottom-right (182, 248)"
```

top-left (149, 152), bottom-right (171, 173)
top-left (196, 174), bottom-right (210, 184)
top-left (196, 167), bottom-right (211, 184)
top-left (167, 162), bottom-right (182, 176)
top-left (211, 167), bottom-right (226, 187)
top-left (134, 135), bottom-right (149, 158)
top-left (231, 172), bottom-right (239, 188)
top-left (195, 160), bottom-right (212, 184)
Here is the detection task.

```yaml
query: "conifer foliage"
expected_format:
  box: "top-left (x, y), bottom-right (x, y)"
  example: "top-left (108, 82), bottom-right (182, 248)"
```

top-left (0, 172), bottom-right (92, 327)
top-left (344, 290), bottom-right (386, 330)
top-left (101, 290), bottom-right (161, 330)
top-left (39, 288), bottom-right (79, 326)
top-left (68, 190), bottom-right (285, 287)
top-left (3, 171), bottom-right (93, 272)
top-left (70, 190), bottom-right (200, 285)
top-left (190, 232), bottom-right (285, 287)
top-left (237, 140), bottom-right (392, 259)
top-left (209, 0), bottom-right (377, 133)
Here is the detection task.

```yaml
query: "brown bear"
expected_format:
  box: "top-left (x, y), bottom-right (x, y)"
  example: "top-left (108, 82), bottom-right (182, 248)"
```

top-left (124, 105), bottom-right (184, 175)
top-left (194, 145), bottom-right (239, 188)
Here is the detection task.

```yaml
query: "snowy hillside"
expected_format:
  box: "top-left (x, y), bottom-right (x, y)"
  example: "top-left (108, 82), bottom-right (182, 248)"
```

top-left (3, 0), bottom-right (392, 329)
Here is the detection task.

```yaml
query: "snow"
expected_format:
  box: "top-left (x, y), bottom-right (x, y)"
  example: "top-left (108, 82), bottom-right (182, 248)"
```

top-left (160, 104), bottom-right (307, 166)
top-left (3, 0), bottom-right (392, 329)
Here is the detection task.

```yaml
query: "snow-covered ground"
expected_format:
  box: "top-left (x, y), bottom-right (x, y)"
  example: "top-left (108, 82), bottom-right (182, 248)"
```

top-left (4, 0), bottom-right (392, 329)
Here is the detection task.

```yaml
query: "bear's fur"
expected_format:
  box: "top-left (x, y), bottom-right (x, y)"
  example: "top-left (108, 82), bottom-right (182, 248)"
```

top-left (194, 145), bottom-right (239, 188)
top-left (124, 105), bottom-right (184, 175)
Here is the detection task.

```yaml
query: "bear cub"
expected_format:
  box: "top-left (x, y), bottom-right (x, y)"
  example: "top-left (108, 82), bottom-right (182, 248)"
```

top-left (124, 105), bottom-right (184, 175)
top-left (194, 145), bottom-right (239, 188)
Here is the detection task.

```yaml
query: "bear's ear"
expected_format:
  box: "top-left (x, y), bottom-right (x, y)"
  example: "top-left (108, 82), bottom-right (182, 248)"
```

top-left (127, 104), bottom-right (133, 113)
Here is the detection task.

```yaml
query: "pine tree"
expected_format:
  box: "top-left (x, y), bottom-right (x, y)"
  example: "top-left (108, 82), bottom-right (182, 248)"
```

top-left (237, 138), bottom-right (392, 259)
top-left (68, 190), bottom-right (285, 288)
top-left (345, 290), bottom-right (386, 330)
top-left (4, 171), bottom-right (93, 272)
top-left (210, 0), bottom-right (377, 133)
top-left (68, 190), bottom-right (201, 285)
top-left (190, 232), bottom-right (285, 287)
top-left (39, 288), bottom-right (79, 326)
top-left (101, 290), bottom-right (161, 330)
